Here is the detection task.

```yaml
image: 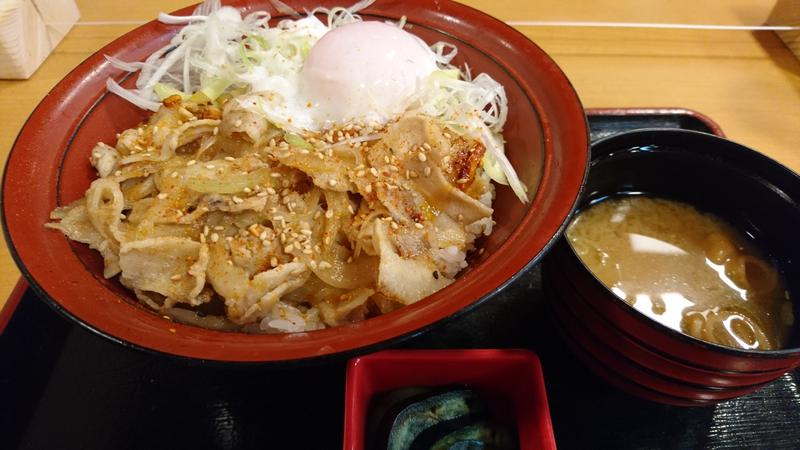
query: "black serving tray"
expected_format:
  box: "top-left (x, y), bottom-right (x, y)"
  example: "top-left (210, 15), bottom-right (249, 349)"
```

top-left (2, 109), bottom-right (798, 450)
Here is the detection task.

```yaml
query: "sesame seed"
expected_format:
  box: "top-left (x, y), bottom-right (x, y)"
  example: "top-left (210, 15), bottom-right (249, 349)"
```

top-left (171, 171), bottom-right (179, 178)
top-left (364, 184), bottom-right (373, 194)
top-left (203, 225), bottom-right (210, 235)
top-left (457, 214), bottom-right (464, 221)
top-left (443, 156), bottom-right (451, 164)
top-left (370, 167), bottom-right (379, 177)
top-left (444, 132), bottom-right (452, 139)
top-left (119, 213), bottom-right (126, 220)
top-left (206, 164), bottom-right (215, 169)
top-left (232, 196), bottom-right (244, 204)
top-left (226, 236), bottom-right (234, 242)
top-left (409, 171), bottom-right (419, 178)
top-left (260, 231), bottom-right (268, 240)
top-left (200, 234), bottom-right (207, 243)
top-left (347, 256), bottom-right (353, 263)
top-left (227, 260), bottom-right (234, 266)
top-left (391, 221), bottom-right (399, 230)
top-left (356, 170), bottom-right (366, 177)
top-left (285, 244), bottom-right (294, 253)
top-left (271, 172), bottom-right (282, 178)
top-left (388, 165), bottom-right (399, 172)
top-left (234, 119), bottom-right (243, 127)
top-left (257, 191), bottom-right (269, 197)
top-left (325, 210), bottom-right (334, 219)
top-left (266, 187), bottom-right (276, 195)
top-left (422, 142), bottom-right (432, 151)
top-left (213, 127), bottom-right (219, 136)
top-left (348, 205), bottom-right (355, 215)
top-left (418, 153), bottom-right (427, 162)
top-left (214, 226), bottom-right (225, 231)
top-left (243, 187), bottom-right (252, 193)
top-left (414, 223), bottom-right (424, 229)
top-left (424, 167), bottom-right (432, 177)
top-left (302, 248), bottom-right (313, 255)
top-left (319, 261), bottom-right (332, 269)
top-left (324, 236), bottom-right (331, 245)
top-left (309, 260), bottom-right (318, 269)
top-left (114, 170), bottom-right (123, 177)
top-left (224, 156), bottom-right (235, 161)
top-left (187, 160), bottom-right (196, 166)
top-left (210, 233), bottom-right (219, 243)
top-left (269, 138), bottom-right (276, 147)
top-left (457, 178), bottom-right (470, 184)
top-left (328, 179), bottom-right (338, 187)
top-left (157, 193), bottom-right (168, 200)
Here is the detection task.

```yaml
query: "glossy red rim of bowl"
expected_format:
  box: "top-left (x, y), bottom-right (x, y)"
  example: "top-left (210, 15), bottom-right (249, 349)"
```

top-left (2, 0), bottom-right (588, 362)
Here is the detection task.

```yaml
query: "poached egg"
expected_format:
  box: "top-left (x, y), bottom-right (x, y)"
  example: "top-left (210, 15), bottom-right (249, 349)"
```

top-left (238, 20), bottom-right (440, 132)
top-left (300, 21), bottom-right (439, 127)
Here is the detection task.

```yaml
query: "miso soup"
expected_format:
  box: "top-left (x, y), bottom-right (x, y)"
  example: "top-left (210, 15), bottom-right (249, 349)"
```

top-left (566, 196), bottom-right (793, 350)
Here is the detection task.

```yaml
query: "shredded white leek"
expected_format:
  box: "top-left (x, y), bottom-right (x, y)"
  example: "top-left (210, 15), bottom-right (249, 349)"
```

top-left (104, 0), bottom-right (527, 202)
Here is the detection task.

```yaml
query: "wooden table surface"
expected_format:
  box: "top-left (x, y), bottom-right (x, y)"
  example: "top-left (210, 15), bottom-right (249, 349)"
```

top-left (1, 0), bottom-right (799, 310)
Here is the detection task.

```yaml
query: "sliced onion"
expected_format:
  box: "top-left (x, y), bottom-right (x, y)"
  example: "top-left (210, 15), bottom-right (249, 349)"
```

top-left (269, 0), bottom-right (300, 17)
top-left (158, 13), bottom-right (209, 24)
top-left (104, 55), bottom-right (144, 72)
top-left (106, 78), bottom-right (161, 111)
top-left (480, 125), bottom-right (528, 203)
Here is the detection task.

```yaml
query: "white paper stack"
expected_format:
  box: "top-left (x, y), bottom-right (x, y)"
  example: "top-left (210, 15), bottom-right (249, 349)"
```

top-left (0, 0), bottom-right (80, 79)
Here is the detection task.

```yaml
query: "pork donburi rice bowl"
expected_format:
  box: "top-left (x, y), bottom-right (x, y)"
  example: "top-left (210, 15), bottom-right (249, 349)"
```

top-left (46, 0), bottom-right (529, 333)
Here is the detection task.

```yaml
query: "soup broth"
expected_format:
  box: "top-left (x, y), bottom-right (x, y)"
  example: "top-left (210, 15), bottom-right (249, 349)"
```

top-left (566, 196), bottom-right (793, 350)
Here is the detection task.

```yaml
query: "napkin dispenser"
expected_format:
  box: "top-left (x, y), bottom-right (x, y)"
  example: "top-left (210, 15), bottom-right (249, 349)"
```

top-left (0, 0), bottom-right (80, 79)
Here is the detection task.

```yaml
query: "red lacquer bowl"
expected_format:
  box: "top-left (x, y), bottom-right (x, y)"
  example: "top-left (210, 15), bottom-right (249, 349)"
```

top-left (343, 349), bottom-right (556, 450)
top-left (2, 0), bottom-right (588, 362)
top-left (543, 129), bottom-right (800, 405)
